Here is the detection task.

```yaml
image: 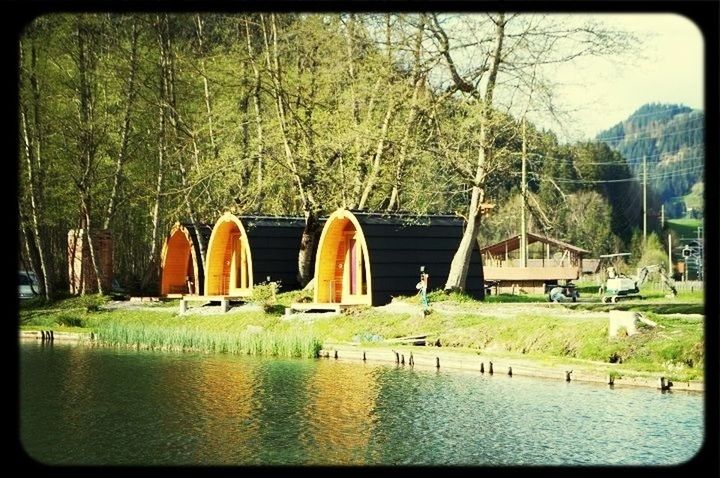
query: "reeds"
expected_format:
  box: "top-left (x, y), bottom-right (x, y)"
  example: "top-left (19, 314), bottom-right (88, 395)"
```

top-left (96, 320), bottom-right (322, 358)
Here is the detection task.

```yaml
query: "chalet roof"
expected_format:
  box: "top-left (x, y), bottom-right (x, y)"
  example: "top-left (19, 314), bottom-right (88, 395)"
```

top-left (480, 232), bottom-right (591, 257)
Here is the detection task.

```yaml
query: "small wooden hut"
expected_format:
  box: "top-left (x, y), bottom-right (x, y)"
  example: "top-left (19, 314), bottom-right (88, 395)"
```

top-left (301, 208), bottom-right (484, 309)
top-left (67, 229), bottom-right (113, 295)
top-left (160, 222), bottom-right (212, 296)
top-left (481, 232), bottom-right (590, 294)
top-left (204, 213), bottom-right (306, 297)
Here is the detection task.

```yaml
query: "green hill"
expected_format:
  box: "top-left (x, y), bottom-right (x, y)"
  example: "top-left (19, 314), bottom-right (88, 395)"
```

top-left (596, 103), bottom-right (704, 218)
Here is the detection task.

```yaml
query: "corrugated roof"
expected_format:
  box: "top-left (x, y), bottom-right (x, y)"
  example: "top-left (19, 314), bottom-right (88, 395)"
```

top-left (481, 232), bottom-right (591, 256)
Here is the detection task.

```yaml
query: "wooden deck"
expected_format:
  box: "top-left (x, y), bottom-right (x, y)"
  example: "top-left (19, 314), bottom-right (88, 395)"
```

top-left (179, 294), bottom-right (248, 313)
top-left (287, 302), bottom-right (352, 314)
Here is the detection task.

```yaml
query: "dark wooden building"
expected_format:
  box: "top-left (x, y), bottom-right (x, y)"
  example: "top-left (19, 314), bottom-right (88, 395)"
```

top-left (204, 213), bottom-right (306, 297)
top-left (309, 208), bottom-right (484, 307)
top-left (160, 222), bottom-right (212, 296)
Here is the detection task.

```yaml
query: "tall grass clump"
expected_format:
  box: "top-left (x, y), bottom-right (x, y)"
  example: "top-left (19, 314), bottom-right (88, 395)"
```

top-left (95, 320), bottom-right (322, 358)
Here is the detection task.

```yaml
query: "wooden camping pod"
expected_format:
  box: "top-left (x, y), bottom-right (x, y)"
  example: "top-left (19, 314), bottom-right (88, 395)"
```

top-left (204, 212), bottom-right (306, 296)
top-left (313, 209), bottom-right (484, 306)
top-left (160, 222), bottom-right (212, 296)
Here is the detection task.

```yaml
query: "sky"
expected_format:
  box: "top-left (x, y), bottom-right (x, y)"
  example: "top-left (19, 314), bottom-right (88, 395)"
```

top-left (545, 13), bottom-right (704, 142)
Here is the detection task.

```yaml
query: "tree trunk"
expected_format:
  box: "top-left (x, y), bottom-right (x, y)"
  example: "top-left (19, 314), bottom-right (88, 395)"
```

top-left (19, 92), bottom-right (52, 300)
top-left (297, 209), bottom-right (321, 286)
top-left (104, 18), bottom-right (139, 229)
top-left (386, 83), bottom-right (421, 211)
top-left (177, 158), bottom-right (207, 274)
top-left (19, 38), bottom-right (53, 300)
top-left (244, 18), bottom-right (264, 199)
top-left (444, 14), bottom-right (505, 295)
top-left (81, 195), bottom-right (104, 295)
top-left (195, 14), bottom-right (218, 158)
top-left (143, 15), bottom-right (168, 291)
top-left (76, 20), bottom-right (104, 295)
top-left (357, 99), bottom-right (396, 209)
top-left (387, 14), bottom-right (426, 211)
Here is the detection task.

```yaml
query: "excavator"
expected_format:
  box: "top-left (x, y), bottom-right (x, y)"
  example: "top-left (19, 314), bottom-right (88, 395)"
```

top-left (601, 263), bottom-right (677, 303)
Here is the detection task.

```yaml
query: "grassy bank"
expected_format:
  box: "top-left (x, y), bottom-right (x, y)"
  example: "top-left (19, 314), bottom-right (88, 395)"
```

top-left (19, 296), bottom-right (322, 359)
top-left (19, 291), bottom-right (704, 381)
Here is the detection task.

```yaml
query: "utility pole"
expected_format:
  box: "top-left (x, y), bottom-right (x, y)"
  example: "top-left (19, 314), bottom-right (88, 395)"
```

top-left (661, 204), bottom-right (665, 229)
top-left (520, 117), bottom-right (528, 267)
top-left (642, 155), bottom-right (647, 243)
top-left (697, 226), bottom-right (703, 281)
top-left (668, 233), bottom-right (672, 274)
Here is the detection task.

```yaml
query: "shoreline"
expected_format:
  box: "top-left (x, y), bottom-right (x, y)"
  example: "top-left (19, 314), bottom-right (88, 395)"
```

top-left (19, 330), bottom-right (704, 393)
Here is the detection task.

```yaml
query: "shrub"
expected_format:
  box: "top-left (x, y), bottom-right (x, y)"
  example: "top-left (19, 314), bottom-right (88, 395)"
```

top-left (57, 315), bottom-right (86, 328)
top-left (252, 280), bottom-right (282, 312)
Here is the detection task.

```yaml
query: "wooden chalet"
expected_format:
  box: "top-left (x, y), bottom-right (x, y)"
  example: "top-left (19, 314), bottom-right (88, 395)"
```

top-left (160, 222), bottom-right (212, 296)
top-left (294, 208), bottom-right (484, 311)
top-left (481, 232), bottom-right (590, 294)
top-left (204, 213), bottom-right (306, 298)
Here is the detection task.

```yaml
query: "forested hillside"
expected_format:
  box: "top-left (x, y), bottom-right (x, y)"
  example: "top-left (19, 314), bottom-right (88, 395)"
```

top-left (18, 13), bottom-right (640, 297)
top-left (596, 103), bottom-right (704, 216)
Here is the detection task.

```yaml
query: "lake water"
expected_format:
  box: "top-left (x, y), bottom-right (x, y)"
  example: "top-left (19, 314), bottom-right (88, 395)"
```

top-left (19, 341), bottom-right (704, 466)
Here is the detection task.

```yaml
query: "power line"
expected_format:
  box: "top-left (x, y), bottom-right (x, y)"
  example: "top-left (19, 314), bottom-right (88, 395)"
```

top-left (593, 125), bottom-right (705, 144)
top-left (529, 164), bottom-right (704, 184)
top-left (528, 151), bottom-right (705, 168)
top-left (596, 105), bottom-right (699, 124)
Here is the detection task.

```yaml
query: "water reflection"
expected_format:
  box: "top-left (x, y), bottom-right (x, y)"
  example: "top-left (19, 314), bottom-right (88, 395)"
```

top-left (301, 360), bottom-right (380, 464)
top-left (19, 342), bottom-right (703, 466)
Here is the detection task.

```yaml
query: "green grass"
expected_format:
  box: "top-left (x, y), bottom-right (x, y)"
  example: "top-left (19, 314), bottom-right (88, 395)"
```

top-left (666, 218), bottom-right (702, 240)
top-left (19, 293), bottom-right (704, 381)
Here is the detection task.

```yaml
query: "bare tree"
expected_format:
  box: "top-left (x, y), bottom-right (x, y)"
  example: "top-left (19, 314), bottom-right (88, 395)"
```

top-left (19, 36), bottom-right (53, 300)
top-left (104, 16), bottom-right (139, 229)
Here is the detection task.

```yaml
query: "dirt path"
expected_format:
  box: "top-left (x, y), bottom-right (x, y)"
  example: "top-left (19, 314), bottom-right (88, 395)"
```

top-left (376, 300), bottom-right (610, 320)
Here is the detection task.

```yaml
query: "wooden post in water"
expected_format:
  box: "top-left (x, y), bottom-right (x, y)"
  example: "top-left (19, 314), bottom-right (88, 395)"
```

top-left (334, 350), bottom-right (338, 359)
top-left (480, 362), bottom-right (485, 374)
top-left (489, 361), bottom-right (494, 375)
top-left (394, 351), bottom-right (400, 364)
top-left (401, 354), bottom-right (405, 365)
top-left (435, 357), bottom-right (440, 369)
top-left (508, 366), bottom-right (513, 377)
top-left (565, 370), bottom-right (572, 382)
top-left (658, 377), bottom-right (672, 391)
top-left (409, 353), bottom-right (414, 366)
top-left (363, 351), bottom-right (366, 362)
top-left (608, 374), bottom-right (615, 386)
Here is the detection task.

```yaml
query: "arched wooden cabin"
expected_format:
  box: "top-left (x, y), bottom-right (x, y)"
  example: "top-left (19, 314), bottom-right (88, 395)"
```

top-left (160, 222), bottom-right (212, 296)
top-left (204, 213), bottom-right (306, 297)
top-left (311, 209), bottom-right (484, 307)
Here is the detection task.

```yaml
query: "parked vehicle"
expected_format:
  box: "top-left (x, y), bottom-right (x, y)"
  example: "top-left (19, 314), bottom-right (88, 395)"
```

top-left (601, 264), bottom-right (677, 303)
top-left (18, 270), bottom-right (39, 299)
top-left (546, 282), bottom-right (579, 302)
